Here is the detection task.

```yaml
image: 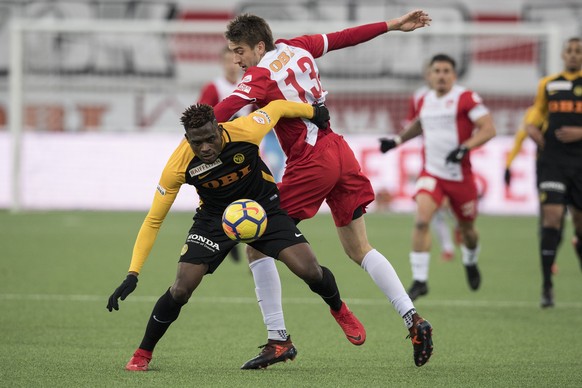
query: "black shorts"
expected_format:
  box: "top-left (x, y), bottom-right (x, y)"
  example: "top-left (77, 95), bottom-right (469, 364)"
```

top-left (179, 209), bottom-right (308, 274)
top-left (537, 162), bottom-right (582, 210)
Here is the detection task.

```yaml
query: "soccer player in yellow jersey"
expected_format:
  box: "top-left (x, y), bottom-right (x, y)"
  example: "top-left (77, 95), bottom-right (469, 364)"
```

top-left (106, 101), bottom-right (369, 370)
top-left (525, 37), bottom-right (582, 308)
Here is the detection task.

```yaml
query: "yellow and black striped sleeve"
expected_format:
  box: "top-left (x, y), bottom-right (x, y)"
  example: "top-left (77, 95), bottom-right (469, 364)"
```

top-left (128, 139), bottom-right (192, 274)
top-left (222, 100), bottom-right (315, 145)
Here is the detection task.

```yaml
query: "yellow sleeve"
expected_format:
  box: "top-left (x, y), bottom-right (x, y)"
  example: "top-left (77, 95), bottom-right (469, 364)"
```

top-left (222, 100), bottom-right (314, 145)
top-left (506, 128), bottom-right (528, 168)
top-left (525, 77), bottom-right (550, 126)
top-left (128, 140), bottom-right (191, 274)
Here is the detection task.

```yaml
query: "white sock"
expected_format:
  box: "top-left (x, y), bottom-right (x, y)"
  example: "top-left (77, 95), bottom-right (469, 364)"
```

top-left (410, 251), bottom-right (430, 282)
top-left (248, 257), bottom-right (286, 340)
top-left (461, 244), bottom-right (480, 266)
top-left (361, 249), bottom-right (415, 318)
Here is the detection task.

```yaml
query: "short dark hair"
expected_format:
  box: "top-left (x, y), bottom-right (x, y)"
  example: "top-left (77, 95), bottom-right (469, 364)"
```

top-left (181, 104), bottom-right (215, 132)
top-left (429, 54), bottom-right (456, 70)
top-left (225, 13), bottom-right (275, 51)
top-left (564, 37), bottom-right (582, 48)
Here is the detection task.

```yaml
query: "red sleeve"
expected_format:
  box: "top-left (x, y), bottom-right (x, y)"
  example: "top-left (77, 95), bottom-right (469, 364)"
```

top-left (459, 90), bottom-right (479, 114)
top-left (197, 83), bottom-right (219, 106)
top-left (277, 35), bottom-right (325, 58)
top-left (325, 22), bottom-right (388, 53)
top-left (214, 67), bottom-right (271, 122)
top-left (214, 95), bottom-right (250, 123)
top-left (278, 22), bottom-right (387, 58)
top-left (405, 96), bottom-right (418, 123)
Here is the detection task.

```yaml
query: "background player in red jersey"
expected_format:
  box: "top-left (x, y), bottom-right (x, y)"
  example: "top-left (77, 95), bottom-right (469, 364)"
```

top-left (198, 46), bottom-right (251, 112)
top-left (214, 10), bottom-right (433, 368)
top-left (525, 37), bottom-right (582, 308)
top-left (404, 78), bottom-right (456, 262)
top-left (379, 54), bottom-right (496, 301)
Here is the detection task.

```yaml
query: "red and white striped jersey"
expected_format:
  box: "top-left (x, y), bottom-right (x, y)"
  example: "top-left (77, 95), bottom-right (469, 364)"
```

top-left (417, 85), bottom-right (489, 181)
top-left (214, 22), bottom-right (389, 164)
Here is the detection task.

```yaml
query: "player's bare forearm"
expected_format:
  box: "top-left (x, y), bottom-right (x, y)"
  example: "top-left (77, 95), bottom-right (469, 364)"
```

top-left (555, 126), bottom-right (582, 143)
top-left (400, 119), bottom-right (423, 143)
top-left (525, 123), bottom-right (544, 148)
top-left (387, 9), bottom-right (431, 32)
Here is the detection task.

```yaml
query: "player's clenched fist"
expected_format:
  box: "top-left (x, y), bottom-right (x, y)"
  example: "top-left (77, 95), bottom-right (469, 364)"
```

top-left (310, 103), bottom-right (330, 129)
top-left (445, 145), bottom-right (469, 164)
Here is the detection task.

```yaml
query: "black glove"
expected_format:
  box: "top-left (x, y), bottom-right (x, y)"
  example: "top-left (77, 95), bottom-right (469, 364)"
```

top-left (379, 138), bottom-right (398, 153)
top-left (445, 145), bottom-right (469, 164)
top-left (107, 274), bottom-right (138, 312)
top-left (504, 168), bottom-right (511, 187)
top-left (310, 103), bottom-right (330, 129)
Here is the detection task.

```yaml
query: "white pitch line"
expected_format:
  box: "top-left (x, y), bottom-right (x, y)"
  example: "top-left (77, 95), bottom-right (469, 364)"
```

top-left (1, 293), bottom-right (581, 309)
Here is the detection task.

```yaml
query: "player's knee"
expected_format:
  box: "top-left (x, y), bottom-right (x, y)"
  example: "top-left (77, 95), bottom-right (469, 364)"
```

top-left (414, 220), bottom-right (430, 233)
top-left (246, 245), bottom-right (267, 262)
top-left (170, 285), bottom-right (193, 305)
top-left (300, 260), bottom-right (323, 283)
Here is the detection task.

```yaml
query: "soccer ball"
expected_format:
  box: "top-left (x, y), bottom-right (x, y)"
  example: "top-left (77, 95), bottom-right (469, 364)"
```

top-left (222, 199), bottom-right (268, 243)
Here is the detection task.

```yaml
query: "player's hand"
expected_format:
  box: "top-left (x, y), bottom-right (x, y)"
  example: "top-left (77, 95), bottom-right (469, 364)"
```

top-left (379, 138), bottom-right (398, 153)
top-left (504, 168), bottom-right (511, 187)
top-left (390, 9), bottom-right (431, 32)
top-left (310, 103), bottom-right (330, 129)
top-left (445, 145), bottom-right (469, 164)
top-left (555, 126), bottom-right (582, 143)
top-left (107, 274), bottom-right (138, 312)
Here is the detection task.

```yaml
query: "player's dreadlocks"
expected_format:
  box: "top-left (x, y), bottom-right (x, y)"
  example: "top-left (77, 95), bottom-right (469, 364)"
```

top-left (225, 13), bottom-right (275, 51)
top-left (181, 104), bottom-right (216, 132)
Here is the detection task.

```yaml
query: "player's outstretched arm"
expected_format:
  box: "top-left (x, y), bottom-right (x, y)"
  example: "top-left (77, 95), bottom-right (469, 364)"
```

top-left (379, 118), bottom-right (423, 153)
top-left (387, 9), bottom-right (431, 32)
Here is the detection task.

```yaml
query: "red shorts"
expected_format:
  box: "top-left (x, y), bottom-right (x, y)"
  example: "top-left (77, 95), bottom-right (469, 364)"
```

top-left (278, 133), bottom-right (375, 227)
top-left (414, 170), bottom-right (478, 222)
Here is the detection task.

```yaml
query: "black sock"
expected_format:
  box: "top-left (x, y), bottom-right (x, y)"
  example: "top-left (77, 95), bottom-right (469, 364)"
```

top-left (307, 266), bottom-right (342, 311)
top-left (575, 234), bottom-right (582, 269)
top-left (139, 289), bottom-right (185, 351)
top-left (540, 227), bottom-right (560, 289)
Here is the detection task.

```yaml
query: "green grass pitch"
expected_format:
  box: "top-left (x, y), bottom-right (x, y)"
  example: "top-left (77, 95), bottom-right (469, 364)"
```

top-left (1, 210), bottom-right (581, 387)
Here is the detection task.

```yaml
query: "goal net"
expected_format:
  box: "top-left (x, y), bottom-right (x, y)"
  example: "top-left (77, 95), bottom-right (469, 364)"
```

top-left (5, 18), bottom-right (562, 211)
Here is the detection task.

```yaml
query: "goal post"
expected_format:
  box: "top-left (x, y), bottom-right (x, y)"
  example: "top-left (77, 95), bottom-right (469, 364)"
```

top-left (6, 18), bottom-right (563, 212)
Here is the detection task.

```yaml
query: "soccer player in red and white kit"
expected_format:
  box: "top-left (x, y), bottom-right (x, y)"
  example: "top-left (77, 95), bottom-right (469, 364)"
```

top-left (214, 10), bottom-right (434, 369)
top-left (380, 54), bottom-right (496, 301)
top-left (405, 82), bottom-right (457, 262)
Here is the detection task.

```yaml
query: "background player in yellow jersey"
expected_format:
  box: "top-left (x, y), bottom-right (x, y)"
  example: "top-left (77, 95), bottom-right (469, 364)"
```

top-left (505, 108), bottom-right (563, 274)
top-left (106, 101), bottom-right (371, 370)
top-left (525, 37), bottom-right (582, 308)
